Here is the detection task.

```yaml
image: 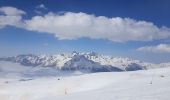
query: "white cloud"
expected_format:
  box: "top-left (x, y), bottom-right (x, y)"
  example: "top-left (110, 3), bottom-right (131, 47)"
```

top-left (137, 44), bottom-right (170, 53)
top-left (1, 6), bottom-right (170, 42)
top-left (25, 12), bottom-right (170, 42)
top-left (0, 6), bottom-right (26, 28)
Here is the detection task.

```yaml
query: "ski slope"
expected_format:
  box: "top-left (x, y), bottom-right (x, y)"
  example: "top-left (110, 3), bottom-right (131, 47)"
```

top-left (0, 64), bottom-right (170, 100)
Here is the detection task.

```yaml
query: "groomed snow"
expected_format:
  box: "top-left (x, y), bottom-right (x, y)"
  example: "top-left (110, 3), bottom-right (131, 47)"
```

top-left (0, 61), bottom-right (169, 100)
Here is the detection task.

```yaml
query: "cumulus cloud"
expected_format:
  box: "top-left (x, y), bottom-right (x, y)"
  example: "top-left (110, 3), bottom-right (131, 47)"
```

top-left (1, 6), bottom-right (170, 42)
top-left (137, 44), bottom-right (170, 53)
top-left (0, 6), bottom-right (26, 28)
top-left (25, 12), bottom-right (170, 42)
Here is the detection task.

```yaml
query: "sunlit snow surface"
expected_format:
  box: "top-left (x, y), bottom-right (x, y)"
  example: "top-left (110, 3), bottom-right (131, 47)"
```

top-left (0, 61), bottom-right (170, 100)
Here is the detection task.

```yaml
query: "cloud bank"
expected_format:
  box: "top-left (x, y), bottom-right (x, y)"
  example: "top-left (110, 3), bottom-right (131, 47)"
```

top-left (137, 44), bottom-right (170, 53)
top-left (25, 12), bottom-right (170, 42)
top-left (1, 6), bottom-right (170, 42)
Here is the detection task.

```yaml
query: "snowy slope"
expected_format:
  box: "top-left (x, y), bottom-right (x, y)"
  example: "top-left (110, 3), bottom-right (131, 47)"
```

top-left (0, 67), bottom-right (169, 100)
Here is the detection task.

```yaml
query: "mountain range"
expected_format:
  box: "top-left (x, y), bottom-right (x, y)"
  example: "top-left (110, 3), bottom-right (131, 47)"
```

top-left (0, 52), bottom-right (169, 72)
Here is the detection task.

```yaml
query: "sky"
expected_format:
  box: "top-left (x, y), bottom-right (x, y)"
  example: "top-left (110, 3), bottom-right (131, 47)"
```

top-left (0, 0), bottom-right (170, 63)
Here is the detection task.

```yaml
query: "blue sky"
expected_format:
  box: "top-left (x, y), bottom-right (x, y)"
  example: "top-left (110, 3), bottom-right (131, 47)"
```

top-left (0, 0), bottom-right (170, 63)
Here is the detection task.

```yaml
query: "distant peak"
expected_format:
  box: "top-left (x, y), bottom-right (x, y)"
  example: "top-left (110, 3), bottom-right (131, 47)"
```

top-left (72, 51), bottom-right (80, 56)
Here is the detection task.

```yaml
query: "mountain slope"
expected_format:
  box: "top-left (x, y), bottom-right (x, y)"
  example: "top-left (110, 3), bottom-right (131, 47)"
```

top-left (62, 55), bottom-right (123, 72)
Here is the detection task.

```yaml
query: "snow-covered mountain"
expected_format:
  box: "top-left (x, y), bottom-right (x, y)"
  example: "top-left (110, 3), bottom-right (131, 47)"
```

top-left (0, 52), bottom-right (169, 72)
